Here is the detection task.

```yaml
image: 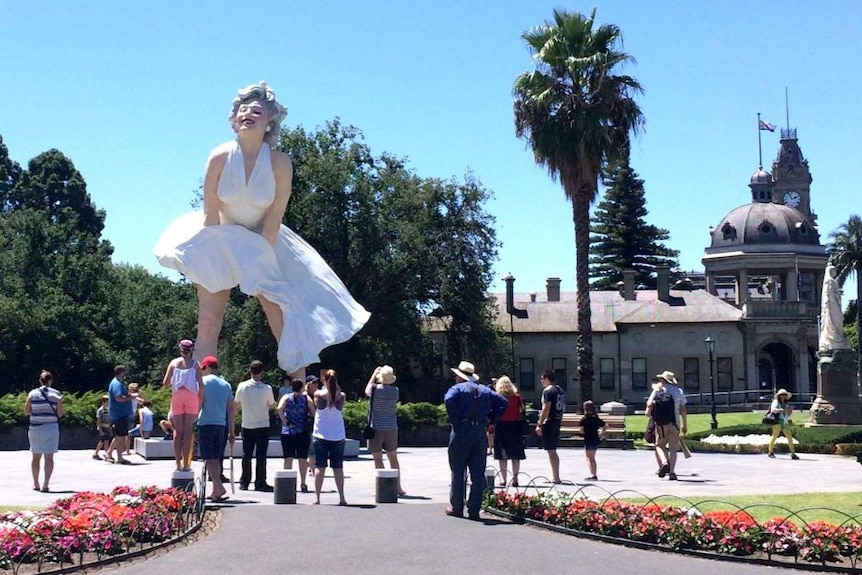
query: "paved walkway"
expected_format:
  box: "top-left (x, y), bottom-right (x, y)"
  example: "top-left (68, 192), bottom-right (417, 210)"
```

top-left (4, 446), bottom-right (860, 574)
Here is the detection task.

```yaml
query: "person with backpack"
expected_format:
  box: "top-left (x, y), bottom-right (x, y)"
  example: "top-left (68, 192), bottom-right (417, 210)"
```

top-left (645, 370), bottom-right (687, 481)
top-left (277, 378), bottom-right (315, 492)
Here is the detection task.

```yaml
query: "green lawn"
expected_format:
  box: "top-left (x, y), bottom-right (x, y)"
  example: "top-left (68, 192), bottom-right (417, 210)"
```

top-left (621, 491), bottom-right (862, 526)
top-left (625, 411), bottom-right (764, 435)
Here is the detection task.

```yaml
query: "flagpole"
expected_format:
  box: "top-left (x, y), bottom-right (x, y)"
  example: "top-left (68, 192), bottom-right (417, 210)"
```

top-left (785, 87), bottom-right (790, 132)
top-left (757, 112), bottom-right (763, 169)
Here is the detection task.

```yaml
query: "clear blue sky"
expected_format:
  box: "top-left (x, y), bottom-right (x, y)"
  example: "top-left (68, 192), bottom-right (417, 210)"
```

top-left (2, 1), bottom-right (858, 295)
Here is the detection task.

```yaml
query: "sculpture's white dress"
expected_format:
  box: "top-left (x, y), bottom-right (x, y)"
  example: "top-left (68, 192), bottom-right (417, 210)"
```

top-left (154, 140), bottom-right (370, 371)
top-left (819, 264), bottom-right (850, 353)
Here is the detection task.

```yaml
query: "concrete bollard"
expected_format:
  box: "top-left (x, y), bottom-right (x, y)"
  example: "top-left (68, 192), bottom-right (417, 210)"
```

top-left (485, 468), bottom-right (497, 490)
top-left (274, 470), bottom-right (297, 504)
top-left (171, 470), bottom-right (195, 492)
top-left (375, 469), bottom-right (399, 503)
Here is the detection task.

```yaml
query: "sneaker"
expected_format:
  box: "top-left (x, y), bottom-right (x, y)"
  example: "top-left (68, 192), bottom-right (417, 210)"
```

top-left (668, 473), bottom-right (678, 481)
top-left (791, 453), bottom-right (800, 460)
top-left (767, 453), bottom-right (776, 458)
top-left (657, 464), bottom-right (669, 478)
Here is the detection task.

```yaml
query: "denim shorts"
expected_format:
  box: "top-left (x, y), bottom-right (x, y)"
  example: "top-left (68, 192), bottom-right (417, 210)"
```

top-left (281, 432), bottom-right (310, 459)
top-left (198, 425), bottom-right (226, 460)
top-left (313, 438), bottom-right (345, 469)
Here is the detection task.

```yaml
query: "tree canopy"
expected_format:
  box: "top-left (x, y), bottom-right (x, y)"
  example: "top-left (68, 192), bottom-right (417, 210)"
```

top-left (590, 157), bottom-right (678, 290)
top-left (513, 8), bottom-right (644, 403)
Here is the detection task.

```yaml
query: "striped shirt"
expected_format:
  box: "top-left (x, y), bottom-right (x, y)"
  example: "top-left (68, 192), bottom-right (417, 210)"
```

top-left (28, 386), bottom-right (61, 426)
top-left (370, 384), bottom-right (399, 431)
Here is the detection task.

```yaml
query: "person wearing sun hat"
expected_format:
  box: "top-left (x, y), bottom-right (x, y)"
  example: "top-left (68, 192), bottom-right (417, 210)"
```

top-left (364, 365), bottom-right (405, 495)
top-left (767, 388), bottom-right (799, 460)
top-left (646, 370), bottom-right (688, 480)
top-left (443, 360), bottom-right (508, 520)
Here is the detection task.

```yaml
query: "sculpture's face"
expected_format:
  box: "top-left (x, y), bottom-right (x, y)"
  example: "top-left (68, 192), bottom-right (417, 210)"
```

top-left (236, 100), bottom-right (269, 136)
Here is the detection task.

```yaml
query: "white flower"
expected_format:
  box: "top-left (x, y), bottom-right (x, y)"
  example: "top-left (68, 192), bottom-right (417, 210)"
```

top-left (699, 434), bottom-right (798, 446)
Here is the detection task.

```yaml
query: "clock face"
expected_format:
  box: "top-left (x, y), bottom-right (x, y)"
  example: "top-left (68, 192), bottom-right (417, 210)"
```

top-left (783, 190), bottom-right (801, 208)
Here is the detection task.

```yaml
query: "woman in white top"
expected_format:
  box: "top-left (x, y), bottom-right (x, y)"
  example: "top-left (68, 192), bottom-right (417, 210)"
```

top-left (24, 370), bottom-right (63, 492)
top-left (162, 339), bottom-right (204, 471)
top-left (312, 369), bottom-right (347, 505)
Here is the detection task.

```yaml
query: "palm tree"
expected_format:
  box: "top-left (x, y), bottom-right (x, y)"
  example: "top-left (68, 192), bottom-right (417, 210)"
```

top-left (829, 214), bottom-right (862, 387)
top-left (513, 8), bottom-right (643, 404)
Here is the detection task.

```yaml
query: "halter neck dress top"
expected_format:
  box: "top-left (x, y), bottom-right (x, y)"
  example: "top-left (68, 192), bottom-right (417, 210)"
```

top-left (153, 140), bottom-right (370, 372)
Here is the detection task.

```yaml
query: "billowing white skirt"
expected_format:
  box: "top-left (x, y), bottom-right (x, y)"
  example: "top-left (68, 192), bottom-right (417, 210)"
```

top-left (153, 212), bottom-right (370, 372)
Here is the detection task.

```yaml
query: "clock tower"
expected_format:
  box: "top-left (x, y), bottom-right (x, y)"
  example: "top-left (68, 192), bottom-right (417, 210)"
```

top-left (771, 128), bottom-right (815, 221)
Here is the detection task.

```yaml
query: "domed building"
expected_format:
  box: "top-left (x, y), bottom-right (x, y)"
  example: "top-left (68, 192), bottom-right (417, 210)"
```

top-left (702, 128), bottom-right (827, 396)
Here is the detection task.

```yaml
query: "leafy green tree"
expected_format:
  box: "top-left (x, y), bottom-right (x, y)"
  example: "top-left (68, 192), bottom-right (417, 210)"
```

top-left (0, 148), bottom-right (116, 392)
top-left (829, 214), bottom-right (862, 385)
top-left (279, 121), bottom-right (504, 397)
top-left (513, 8), bottom-right (644, 403)
top-left (0, 135), bottom-right (22, 206)
top-left (590, 157), bottom-right (678, 290)
top-left (107, 265), bottom-right (198, 385)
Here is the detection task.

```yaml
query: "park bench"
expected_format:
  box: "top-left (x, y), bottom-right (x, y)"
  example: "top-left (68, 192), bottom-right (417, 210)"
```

top-left (558, 413), bottom-right (632, 449)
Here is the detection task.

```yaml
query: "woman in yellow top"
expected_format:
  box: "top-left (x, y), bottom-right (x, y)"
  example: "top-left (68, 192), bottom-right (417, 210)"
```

top-left (767, 389), bottom-right (799, 460)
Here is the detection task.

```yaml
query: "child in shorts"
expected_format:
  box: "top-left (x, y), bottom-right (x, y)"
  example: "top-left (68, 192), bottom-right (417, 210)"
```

top-left (93, 395), bottom-right (112, 460)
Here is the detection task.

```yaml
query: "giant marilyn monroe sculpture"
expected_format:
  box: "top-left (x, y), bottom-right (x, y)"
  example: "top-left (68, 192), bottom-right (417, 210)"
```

top-left (819, 263), bottom-right (851, 354)
top-left (154, 82), bottom-right (370, 372)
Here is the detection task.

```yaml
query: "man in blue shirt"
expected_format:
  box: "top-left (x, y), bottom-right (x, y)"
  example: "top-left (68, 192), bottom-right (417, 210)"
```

top-left (444, 360), bottom-right (507, 521)
top-left (107, 365), bottom-right (135, 465)
top-left (198, 356), bottom-right (236, 501)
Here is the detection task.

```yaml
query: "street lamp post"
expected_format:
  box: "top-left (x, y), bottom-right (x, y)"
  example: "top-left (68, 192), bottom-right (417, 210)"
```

top-left (705, 334), bottom-right (718, 430)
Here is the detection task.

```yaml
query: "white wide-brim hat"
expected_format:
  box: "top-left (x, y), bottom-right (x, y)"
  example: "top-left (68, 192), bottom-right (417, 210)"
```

top-left (451, 361), bottom-right (479, 382)
top-left (774, 388), bottom-right (792, 400)
top-left (656, 370), bottom-right (678, 385)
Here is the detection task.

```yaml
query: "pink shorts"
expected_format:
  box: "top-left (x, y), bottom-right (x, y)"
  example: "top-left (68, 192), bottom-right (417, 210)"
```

top-left (171, 388), bottom-right (200, 416)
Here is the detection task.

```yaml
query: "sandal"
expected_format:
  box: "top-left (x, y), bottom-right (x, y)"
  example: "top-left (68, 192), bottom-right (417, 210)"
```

top-left (104, 457), bottom-right (115, 464)
top-left (300, 484), bottom-right (308, 493)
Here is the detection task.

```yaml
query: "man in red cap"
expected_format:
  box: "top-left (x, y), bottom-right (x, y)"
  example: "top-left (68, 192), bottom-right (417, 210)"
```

top-left (199, 356), bottom-right (235, 501)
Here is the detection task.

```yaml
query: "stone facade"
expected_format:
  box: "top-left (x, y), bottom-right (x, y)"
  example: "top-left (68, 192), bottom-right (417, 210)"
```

top-left (427, 127), bottom-right (831, 411)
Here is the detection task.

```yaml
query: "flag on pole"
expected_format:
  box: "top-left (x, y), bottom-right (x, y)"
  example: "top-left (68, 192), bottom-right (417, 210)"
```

top-left (759, 119), bottom-right (777, 132)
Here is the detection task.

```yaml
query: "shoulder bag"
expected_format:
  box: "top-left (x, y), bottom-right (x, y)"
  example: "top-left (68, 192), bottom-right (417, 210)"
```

top-left (762, 411), bottom-right (779, 425)
top-left (363, 386), bottom-right (376, 440)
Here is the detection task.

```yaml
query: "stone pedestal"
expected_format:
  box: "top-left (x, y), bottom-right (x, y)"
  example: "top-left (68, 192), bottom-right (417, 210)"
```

top-left (375, 469), bottom-right (399, 503)
top-left (171, 470), bottom-right (195, 491)
top-left (601, 401), bottom-right (628, 415)
top-left (273, 470), bottom-right (297, 504)
top-left (810, 350), bottom-right (862, 424)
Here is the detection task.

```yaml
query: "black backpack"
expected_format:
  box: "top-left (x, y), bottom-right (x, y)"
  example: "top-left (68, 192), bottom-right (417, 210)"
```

top-left (651, 390), bottom-right (676, 426)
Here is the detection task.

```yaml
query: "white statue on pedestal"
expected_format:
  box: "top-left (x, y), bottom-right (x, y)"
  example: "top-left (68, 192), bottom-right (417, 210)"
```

top-left (819, 264), bottom-right (851, 354)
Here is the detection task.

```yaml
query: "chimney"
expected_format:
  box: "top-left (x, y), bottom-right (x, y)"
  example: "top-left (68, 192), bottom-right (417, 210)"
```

top-left (657, 266), bottom-right (670, 302)
top-left (530, 292), bottom-right (537, 303)
top-left (622, 269), bottom-right (636, 301)
top-left (546, 277), bottom-right (561, 302)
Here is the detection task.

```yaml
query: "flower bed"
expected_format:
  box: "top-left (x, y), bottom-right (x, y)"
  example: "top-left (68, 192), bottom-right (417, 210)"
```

top-left (0, 486), bottom-right (199, 572)
top-left (484, 491), bottom-right (862, 570)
